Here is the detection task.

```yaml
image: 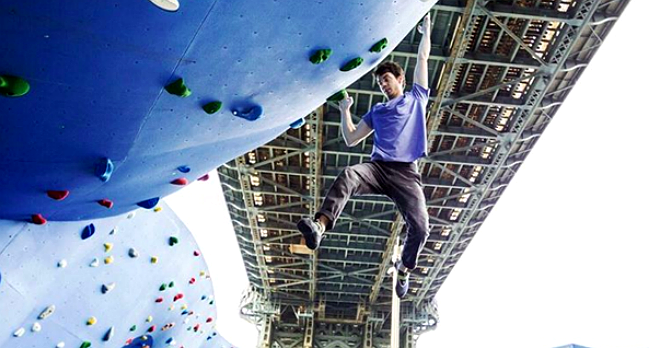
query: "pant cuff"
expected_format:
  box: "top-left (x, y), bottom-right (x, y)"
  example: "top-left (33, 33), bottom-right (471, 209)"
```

top-left (315, 210), bottom-right (335, 231)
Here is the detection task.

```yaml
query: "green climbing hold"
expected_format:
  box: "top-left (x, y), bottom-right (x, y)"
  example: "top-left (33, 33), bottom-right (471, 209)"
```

top-left (327, 90), bottom-right (348, 103)
top-left (309, 49), bottom-right (332, 64)
top-left (0, 75), bottom-right (30, 97)
top-left (370, 38), bottom-right (388, 53)
top-left (202, 101), bottom-right (222, 114)
top-left (160, 283), bottom-right (167, 291)
top-left (130, 325), bottom-right (137, 332)
top-left (80, 341), bottom-right (91, 348)
top-left (340, 57), bottom-right (363, 72)
top-left (169, 236), bottom-right (179, 246)
top-left (169, 281), bottom-right (175, 288)
top-left (165, 78), bottom-right (192, 97)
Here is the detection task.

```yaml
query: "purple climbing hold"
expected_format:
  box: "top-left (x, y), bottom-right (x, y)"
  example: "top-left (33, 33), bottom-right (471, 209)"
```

top-left (137, 197), bottom-right (160, 209)
top-left (198, 174), bottom-right (210, 181)
top-left (81, 224), bottom-right (96, 240)
top-left (95, 158), bottom-right (114, 182)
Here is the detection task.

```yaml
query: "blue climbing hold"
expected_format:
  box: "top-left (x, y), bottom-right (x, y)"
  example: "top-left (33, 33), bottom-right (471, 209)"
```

top-left (81, 224), bottom-right (96, 240)
top-left (137, 197), bottom-right (160, 209)
top-left (177, 165), bottom-right (191, 173)
top-left (95, 158), bottom-right (114, 182)
top-left (232, 105), bottom-right (264, 121)
top-left (289, 118), bottom-right (306, 129)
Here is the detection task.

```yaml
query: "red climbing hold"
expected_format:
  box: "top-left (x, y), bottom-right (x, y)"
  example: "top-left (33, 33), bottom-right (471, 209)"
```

top-left (148, 325), bottom-right (156, 333)
top-left (193, 324), bottom-right (200, 332)
top-left (47, 190), bottom-right (69, 201)
top-left (198, 174), bottom-right (210, 181)
top-left (31, 214), bottom-right (47, 225)
top-left (98, 199), bottom-right (114, 209)
top-left (193, 250), bottom-right (200, 257)
top-left (155, 297), bottom-right (164, 303)
top-left (189, 277), bottom-right (196, 284)
top-left (206, 317), bottom-right (213, 323)
top-left (171, 178), bottom-right (188, 186)
top-left (173, 293), bottom-right (184, 302)
top-left (125, 338), bottom-right (133, 345)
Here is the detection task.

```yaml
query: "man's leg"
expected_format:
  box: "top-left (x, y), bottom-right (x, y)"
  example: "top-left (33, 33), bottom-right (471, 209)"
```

top-left (298, 162), bottom-right (384, 249)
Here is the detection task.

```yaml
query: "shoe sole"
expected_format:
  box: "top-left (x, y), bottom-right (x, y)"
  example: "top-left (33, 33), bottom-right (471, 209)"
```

top-left (297, 220), bottom-right (319, 250)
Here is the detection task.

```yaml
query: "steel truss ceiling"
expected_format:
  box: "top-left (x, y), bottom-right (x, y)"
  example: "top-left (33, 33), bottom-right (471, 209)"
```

top-left (217, 0), bottom-right (629, 346)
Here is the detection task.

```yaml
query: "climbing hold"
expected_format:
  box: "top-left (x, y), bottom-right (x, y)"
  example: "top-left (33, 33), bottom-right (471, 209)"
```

top-left (101, 282), bottom-right (115, 294)
top-left (206, 317), bottom-right (213, 323)
top-left (146, 315), bottom-right (153, 322)
top-left (162, 323), bottom-right (175, 331)
top-left (58, 259), bottom-right (67, 268)
top-left (171, 178), bottom-right (188, 186)
top-left (151, 256), bottom-right (158, 264)
top-left (89, 258), bottom-right (99, 267)
top-left (169, 236), bottom-right (179, 246)
top-left (155, 297), bottom-right (163, 303)
top-left (189, 277), bottom-right (195, 284)
top-left (127, 212), bottom-right (136, 219)
top-left (56, 342), bottom-right (65, 348)
top-left (47, 190), bottom-right (69, 201)
top-left (147, 325), bottom-right (156, 333)
top-left (340, 57), bottom-right (364, 72)
top-left (98, 199), bottom-right (114, 209)
top-left (137, 197), bottom-right (160, 209)
top-left (95, 158), bottom-right (114, 183)
top-left (154, 207), bottom-right (162, 212)
top-left (202, 101), bottom-right (223, 114)
top-left (194, 250), bottom-right (200, 257)
top-left (128, 248), bottom-right (139, 258)
top-left (13, 327), bottom-right (25, 337)
top-left (31, 322), bottom-right (41, 332)
top-left (168, 304), bottom-right (174, 311)
top-left (104, 243), bottom-right (113, 252)
top-left (289, 118), bottom-right (305, 129)
top-left (193, 324), bottom-right (200, 332)
top-left (173, 293), bottom-right (184, 302)
top-left (38, 305), bottom-right (56, 319)
top-left (209, 300), bottom-right (214, 305)
top-left (80, 341), bottom-right (91, 348)
top-left (183, 317), bottom-right (190, 324)
top-left (166, 337), bottom-right (176, 346)
top-left (103, 327), bottom-right (115, 341)
top-left (198, 173), bottom-right (210, 181)
top-left (309, 48), bottom-right (332, 64)
top-left (181, 310), bottom-right (188, 316)
top-left (232, 104), bottom-right (264, 121)
top-left (177, 165), bottom-right (191, 173)
top-left (165, 78), bottom-right (192, 97)
top-left (168, 281), bottom-right (175, 288)
top-left (201, 295), bottom-right (207, 301)
top-left (109, 227), bottom-right (117, 235)
top-left (0, 75), bottom-right (30, 97)
top-left (160, 283), bottom-right (167, 291)
top-left (327, 89), bottom-right (348, 103)
top-left (370, 38), bottom-right (389, 53)
top-left (199, 270), bottom-right (206, 277)
top-left (87, 316), bottom-right (97, 325)
top-left (130, 325), bottom-right (137, 332)
top-left (125, 338), bottom-right (133, 345)
top-left (31, 214), bottom-right (47, 225)
top-left (81, 224), bottom-right (96, 240)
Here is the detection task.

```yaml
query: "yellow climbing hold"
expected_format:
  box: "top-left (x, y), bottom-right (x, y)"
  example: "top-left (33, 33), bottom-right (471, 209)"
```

top-left (104, 255), bottom-right (114, 265)
top-left (199, 271), bottom-right (206, 277)
top-left (104, 243), bottom-right (113, 252)
top-left (180, 304), bottom-right (188, 310)
top-left (87, 317), bottom-right (97, 325)
top-left (154, 207), bottom-right (162, 212)
top-left (146, 315), bottom-right (153, 323)
top-left (151, 256), bottom-right (158, 264)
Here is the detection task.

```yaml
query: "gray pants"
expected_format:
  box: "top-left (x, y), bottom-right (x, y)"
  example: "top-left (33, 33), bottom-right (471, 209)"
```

top-left (315, 160), bottom-right (429, 270)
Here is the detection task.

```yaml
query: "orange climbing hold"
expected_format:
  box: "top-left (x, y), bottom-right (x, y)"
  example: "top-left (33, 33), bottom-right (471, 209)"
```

top-left (171, 178), bottom-right (188, 186)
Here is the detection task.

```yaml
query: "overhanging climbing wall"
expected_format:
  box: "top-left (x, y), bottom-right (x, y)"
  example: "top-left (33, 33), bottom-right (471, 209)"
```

top-left (0, 202), bottom-right (234, 348)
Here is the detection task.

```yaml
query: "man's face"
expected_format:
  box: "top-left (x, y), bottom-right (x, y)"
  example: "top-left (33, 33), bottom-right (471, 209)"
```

top-left (376, 72), bottom-right (404, 100)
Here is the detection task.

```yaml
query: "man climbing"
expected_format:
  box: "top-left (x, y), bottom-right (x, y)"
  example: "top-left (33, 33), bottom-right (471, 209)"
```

top-left (297, 13), bottom-right (432, 299)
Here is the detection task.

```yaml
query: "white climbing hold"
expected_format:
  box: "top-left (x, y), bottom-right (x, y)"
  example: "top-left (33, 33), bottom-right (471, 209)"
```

top-left (38, 305), bottom-right (56, 319)
top-left (56, 342), bottom-right (65, 348)
top-left (183, 317), bottom-right (189, 324)
top-left (31, 322), bottom-right (41, 332)
top-left (13, 327), bottom-right (25, 337)
top-left (128, 248), bottom-right (139, 258)
top-left (89, 258), bottom-right (99, 267)
top-left (101, 282), bottom-right (116, 294)
top-left (109, 227), bottom-right (118, 235)
top-left (57, 259), bottom-right (67, 268)
top-left (127, 212), bottom-right (136, 219)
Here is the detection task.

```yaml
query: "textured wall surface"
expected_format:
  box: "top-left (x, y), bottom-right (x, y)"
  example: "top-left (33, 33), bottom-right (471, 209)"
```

top-left (0, 202), bottom-right (234, 348)
top-left (0, 0), bottom-right (435, 221)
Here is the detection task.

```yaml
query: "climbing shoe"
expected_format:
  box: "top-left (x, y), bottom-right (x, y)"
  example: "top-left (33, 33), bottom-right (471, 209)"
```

top-left (297, 218), bottom-right (325, 250)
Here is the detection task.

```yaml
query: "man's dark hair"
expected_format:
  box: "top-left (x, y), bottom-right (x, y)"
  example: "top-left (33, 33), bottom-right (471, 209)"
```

top-left (373, 61), bottom-right (404, 79)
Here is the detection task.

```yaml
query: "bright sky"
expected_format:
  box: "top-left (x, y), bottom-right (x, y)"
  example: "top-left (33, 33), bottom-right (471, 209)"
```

top-left (166, 3), bottom-right (647, 347)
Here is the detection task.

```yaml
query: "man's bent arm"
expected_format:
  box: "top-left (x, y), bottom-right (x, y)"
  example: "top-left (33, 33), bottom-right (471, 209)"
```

top-left (341, 107), bottom-right (373, 147)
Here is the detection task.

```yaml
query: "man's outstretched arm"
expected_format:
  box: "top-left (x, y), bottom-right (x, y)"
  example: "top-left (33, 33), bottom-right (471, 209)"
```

top-left (339, 93), bottom-right (373, 147)
top-left (414, 13), bottom-right (432, 88)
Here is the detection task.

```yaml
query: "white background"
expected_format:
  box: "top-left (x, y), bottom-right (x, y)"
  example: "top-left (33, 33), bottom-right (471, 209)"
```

top-left (167, 2), bottom-right (648, 347)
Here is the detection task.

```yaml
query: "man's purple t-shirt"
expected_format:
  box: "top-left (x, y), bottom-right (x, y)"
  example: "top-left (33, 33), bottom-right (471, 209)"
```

top-left (361, 83), bottom-right (429, 163)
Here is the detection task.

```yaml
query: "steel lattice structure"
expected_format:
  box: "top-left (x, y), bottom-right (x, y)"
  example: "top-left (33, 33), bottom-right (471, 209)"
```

top-left (217, 0), bottom-right (629, 347)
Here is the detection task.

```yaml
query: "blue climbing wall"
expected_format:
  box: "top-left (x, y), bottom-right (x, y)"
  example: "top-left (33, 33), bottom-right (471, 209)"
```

top-left (0, 0), bottom-right (437, 221)
top-left (0, 202), bottom-right (234, 348)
